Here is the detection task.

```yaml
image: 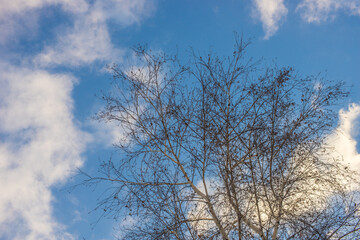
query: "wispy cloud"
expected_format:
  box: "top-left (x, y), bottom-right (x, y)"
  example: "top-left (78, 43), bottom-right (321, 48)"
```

top-left (0, 0), bottom-right (88, 17)
top-left (35, 0), bottom-right (155, 67)
top-left (0, 0), bottom-right (88, 45)
top-left (93, 0), bottom-right (155, 26)
top-left (297, 0), bottom-right (360, 23)
top-left (252, 0), bottom-right (288, 39)
top-left (252, 0), bottom-right (360, 38)
top-left (34, 13), bottom-right (120, 67)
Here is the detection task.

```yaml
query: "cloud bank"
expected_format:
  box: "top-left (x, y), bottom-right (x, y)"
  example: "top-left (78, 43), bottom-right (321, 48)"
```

top-left (0, 64), bottom-right (90, 239)
top-left (0, 0), bottom-right (156, 239)
top-left (327, 103), bottom-right (360, 173)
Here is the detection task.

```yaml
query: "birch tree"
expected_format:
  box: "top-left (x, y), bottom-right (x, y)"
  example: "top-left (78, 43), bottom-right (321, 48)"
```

top-left (87, 39), bottom-right (360, 240)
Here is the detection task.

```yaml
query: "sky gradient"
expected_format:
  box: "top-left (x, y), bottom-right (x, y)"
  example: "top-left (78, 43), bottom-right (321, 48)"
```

top-left (0, 0), bottom-right (360, 239)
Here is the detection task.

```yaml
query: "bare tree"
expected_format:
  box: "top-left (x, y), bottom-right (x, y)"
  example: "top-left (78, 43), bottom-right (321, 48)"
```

top-left (86, 39), bottom-right (360, 239)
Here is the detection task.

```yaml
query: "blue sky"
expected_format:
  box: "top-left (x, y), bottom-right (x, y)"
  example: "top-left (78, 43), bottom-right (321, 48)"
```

top-left (0, 0), bottom-right (360, 239)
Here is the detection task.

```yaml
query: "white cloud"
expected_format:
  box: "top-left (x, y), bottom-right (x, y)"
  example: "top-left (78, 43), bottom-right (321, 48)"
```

top-left (93, 0), bottom-right (155, 26)
top-left (0, 0), bottom-right (88, 17)
top-left (89, 120), bottom-right (127, 148)
top-left (0, 0), bottom-right (89, 44)
top-left (35, 0), bottom-right (155, 67)
top-left (0, 0), bottom-right (158, 238)
top-left (252, 0), bottom-right (288, 39)
top-left (1, 0), bottom-right (155, 60)
top-left (34, 12), bottom-right (121, 67)
top-left (0, 11), bottom-right (39, 46)
top-left (297, 0), bottom-right (360, 23)
top-left (251, 0), bottom-right (360, 38)
top-left (188, 104), bottom-right (360, 235)
top-left (0, 0), bottom-right (88, 46)
top-left (0, 63), bottom-right (91, 239)
top-left (327, 103), bottom-right (360, 173)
